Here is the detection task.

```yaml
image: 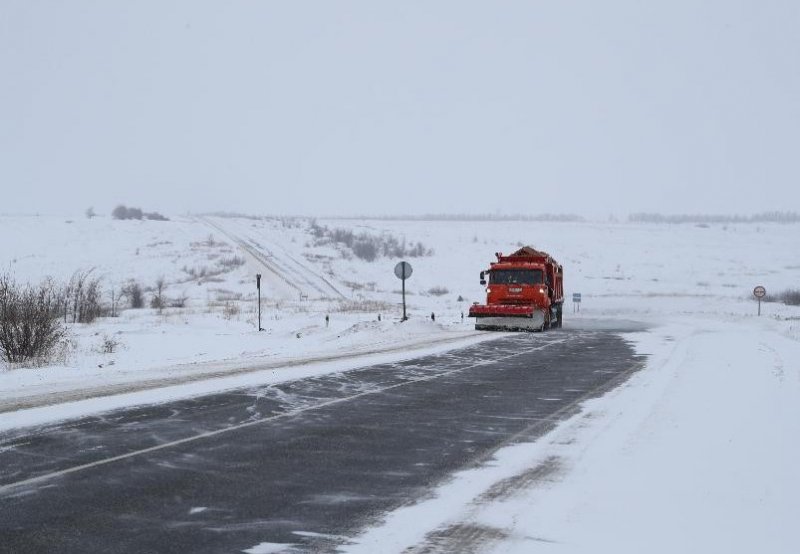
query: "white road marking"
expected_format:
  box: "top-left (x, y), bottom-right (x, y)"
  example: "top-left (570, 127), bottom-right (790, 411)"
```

top-left (0, 338), bottom-right (570, 495)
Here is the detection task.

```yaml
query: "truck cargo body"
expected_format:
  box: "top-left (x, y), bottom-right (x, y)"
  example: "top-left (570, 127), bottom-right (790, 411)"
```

top-left (468, 246), bottom-right (564, 331)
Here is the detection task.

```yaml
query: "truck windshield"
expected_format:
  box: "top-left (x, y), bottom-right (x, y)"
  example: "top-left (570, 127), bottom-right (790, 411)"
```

top-left (490, 270), bottom-right (543, 285)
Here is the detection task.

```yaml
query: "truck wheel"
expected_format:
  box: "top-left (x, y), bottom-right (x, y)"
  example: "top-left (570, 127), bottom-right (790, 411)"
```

top-left (556, 304), bottom-right (563, 328)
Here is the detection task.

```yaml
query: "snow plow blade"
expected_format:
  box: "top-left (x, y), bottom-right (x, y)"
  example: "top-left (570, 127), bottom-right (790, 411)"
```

top-left (468, 304), bottom-right (546, 332)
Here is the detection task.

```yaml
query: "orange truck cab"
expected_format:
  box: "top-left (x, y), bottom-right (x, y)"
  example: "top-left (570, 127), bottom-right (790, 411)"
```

top-left (468, 246), bottom-right (564, 331)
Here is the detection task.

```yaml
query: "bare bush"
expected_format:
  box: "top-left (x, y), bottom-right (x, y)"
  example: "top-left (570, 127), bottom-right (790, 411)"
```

top-left (65, 269), bottom-right (103, 324)
top-left (0, 274), bottom-right (66, 365)
top-left (169, 295), bottom-right (189, 308)
top-left (310, 222), bottom-right (433, 261)
top-left (122, 280), bottom-right (144, 309)
top-left (352, 240), bottom-right (378, 262)
top-left (151, 277), bottom-right (166, 310)
top-left (342, 280), bottom-right (376, 292)
top-left (96, 334), bottom-right (121, 354)
top-left (335, 299), bottom-right (394, 313)
top-left (783, 290), bottom-right (800, 305)
top-left (764, 289), bottom-right (800, 306)
top-left (107, 286), bottom-right (122, 317)
top-left (427, 286), bottom-right (449, 296)
top-left (222, 302), bottom-right (240, 320)
top-left (182, 255), bottom-right (245, 283)
top-left (80, 279), bottom-right (102, 323)
top-left (217, 255), bottom-right (246, 270)
top-left (213, 289), bottom-right (244, 302)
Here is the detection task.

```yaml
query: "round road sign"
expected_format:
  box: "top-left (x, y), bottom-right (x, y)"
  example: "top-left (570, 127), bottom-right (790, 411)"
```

top-left (394, 261), bottom-right (413, 280)
top-left (753, 285), bottom-right (766, 298)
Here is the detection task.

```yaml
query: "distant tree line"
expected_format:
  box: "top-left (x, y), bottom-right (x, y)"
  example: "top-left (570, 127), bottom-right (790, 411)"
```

top-left (112, 205), bottom-right (169, 221)
top-left (202, 211), bottom-right (264, 221)
top-left (202, 212), bottom-right (586, 223)
top-left (328, 213), bottom-right (586, 222)
top-left (628, 212), bottom-right (800, 224)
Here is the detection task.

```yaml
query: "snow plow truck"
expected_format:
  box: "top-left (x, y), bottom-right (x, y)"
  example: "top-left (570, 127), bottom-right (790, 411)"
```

top-left (468, 246), bottom-right (564, 331)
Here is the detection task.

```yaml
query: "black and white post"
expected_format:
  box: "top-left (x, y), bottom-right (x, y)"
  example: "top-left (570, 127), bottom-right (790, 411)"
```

top-left (394, 261), bottom-right (413, 322)
top-left (256, 273), bottom-right (263, 331)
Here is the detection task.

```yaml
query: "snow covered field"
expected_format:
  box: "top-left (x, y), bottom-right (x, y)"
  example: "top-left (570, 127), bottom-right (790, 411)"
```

top-left (2, 214), bottom-right (799, 551)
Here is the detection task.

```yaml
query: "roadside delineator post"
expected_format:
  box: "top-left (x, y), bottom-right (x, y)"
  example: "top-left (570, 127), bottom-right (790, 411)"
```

top-left (256, 273), bottom-right (263, 331)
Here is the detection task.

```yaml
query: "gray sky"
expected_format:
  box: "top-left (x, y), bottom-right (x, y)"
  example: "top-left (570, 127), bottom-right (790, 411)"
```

top-left (2, 1), bottom-right (799, 217)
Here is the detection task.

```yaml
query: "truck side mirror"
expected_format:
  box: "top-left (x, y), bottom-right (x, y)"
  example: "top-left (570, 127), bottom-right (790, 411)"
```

top-left (479, 271), bottom-right (486, 285)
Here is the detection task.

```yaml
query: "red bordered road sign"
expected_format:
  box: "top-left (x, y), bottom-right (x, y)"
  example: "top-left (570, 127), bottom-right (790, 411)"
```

top-left (753, 286), bottom-right (766, 298)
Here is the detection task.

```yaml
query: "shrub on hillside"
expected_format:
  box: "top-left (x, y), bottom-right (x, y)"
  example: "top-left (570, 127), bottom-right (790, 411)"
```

top-left (122, 280), bottom-right (145, 309)
top-left (352, 240), bottom-right (378, 262)
top-left (65, 269), bottom-right (103, 324)
top-left (72, 271), bottom-right (101, 322)
top-left (150, 277), bottom-right (166, 311)
top-left (310, 222), bottom-right (433, 262)
top-left (0, 274), bottom-right (66, 365)
top-left (764, 289), bottom-right (800, 306)
top-left (217, 255), bottom-right (246, 270)
top-left (783, 290), bottom-right (800, 306)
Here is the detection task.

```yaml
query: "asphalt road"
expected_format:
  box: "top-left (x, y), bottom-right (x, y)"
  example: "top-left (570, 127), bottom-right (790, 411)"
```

top-left (0, 328), bottom-right (644, 553)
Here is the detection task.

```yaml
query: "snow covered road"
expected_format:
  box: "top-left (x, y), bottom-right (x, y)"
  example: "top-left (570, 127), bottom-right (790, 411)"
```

top-left (0, 328), bottom-right (642, 553)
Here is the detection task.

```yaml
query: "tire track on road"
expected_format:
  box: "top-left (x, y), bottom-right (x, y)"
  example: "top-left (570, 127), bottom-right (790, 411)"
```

top-left (200, 216), bottom-right (346, 300)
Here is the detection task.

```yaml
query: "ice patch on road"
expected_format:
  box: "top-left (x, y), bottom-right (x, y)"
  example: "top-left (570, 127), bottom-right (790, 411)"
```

top-left (293, 530), bottom-right (348, 540)
top-left (242, 542), bottom-right (295, 554)
top-left (301, 492), bottom-right (373, 505)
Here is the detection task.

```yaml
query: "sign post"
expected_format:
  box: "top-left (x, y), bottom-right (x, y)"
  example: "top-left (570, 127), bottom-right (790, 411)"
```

top-left (753, 285), bottom-right (766, 316)
top-left (394, 261), bottom-right (413, 321)
top-left (572, 292), bottom-right (582, 313)
top-left (256, 273), bottom-right (263, 331)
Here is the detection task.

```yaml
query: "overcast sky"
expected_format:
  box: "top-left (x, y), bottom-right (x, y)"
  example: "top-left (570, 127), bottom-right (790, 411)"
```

top-left (1, 1), bottom-right (799, 217)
